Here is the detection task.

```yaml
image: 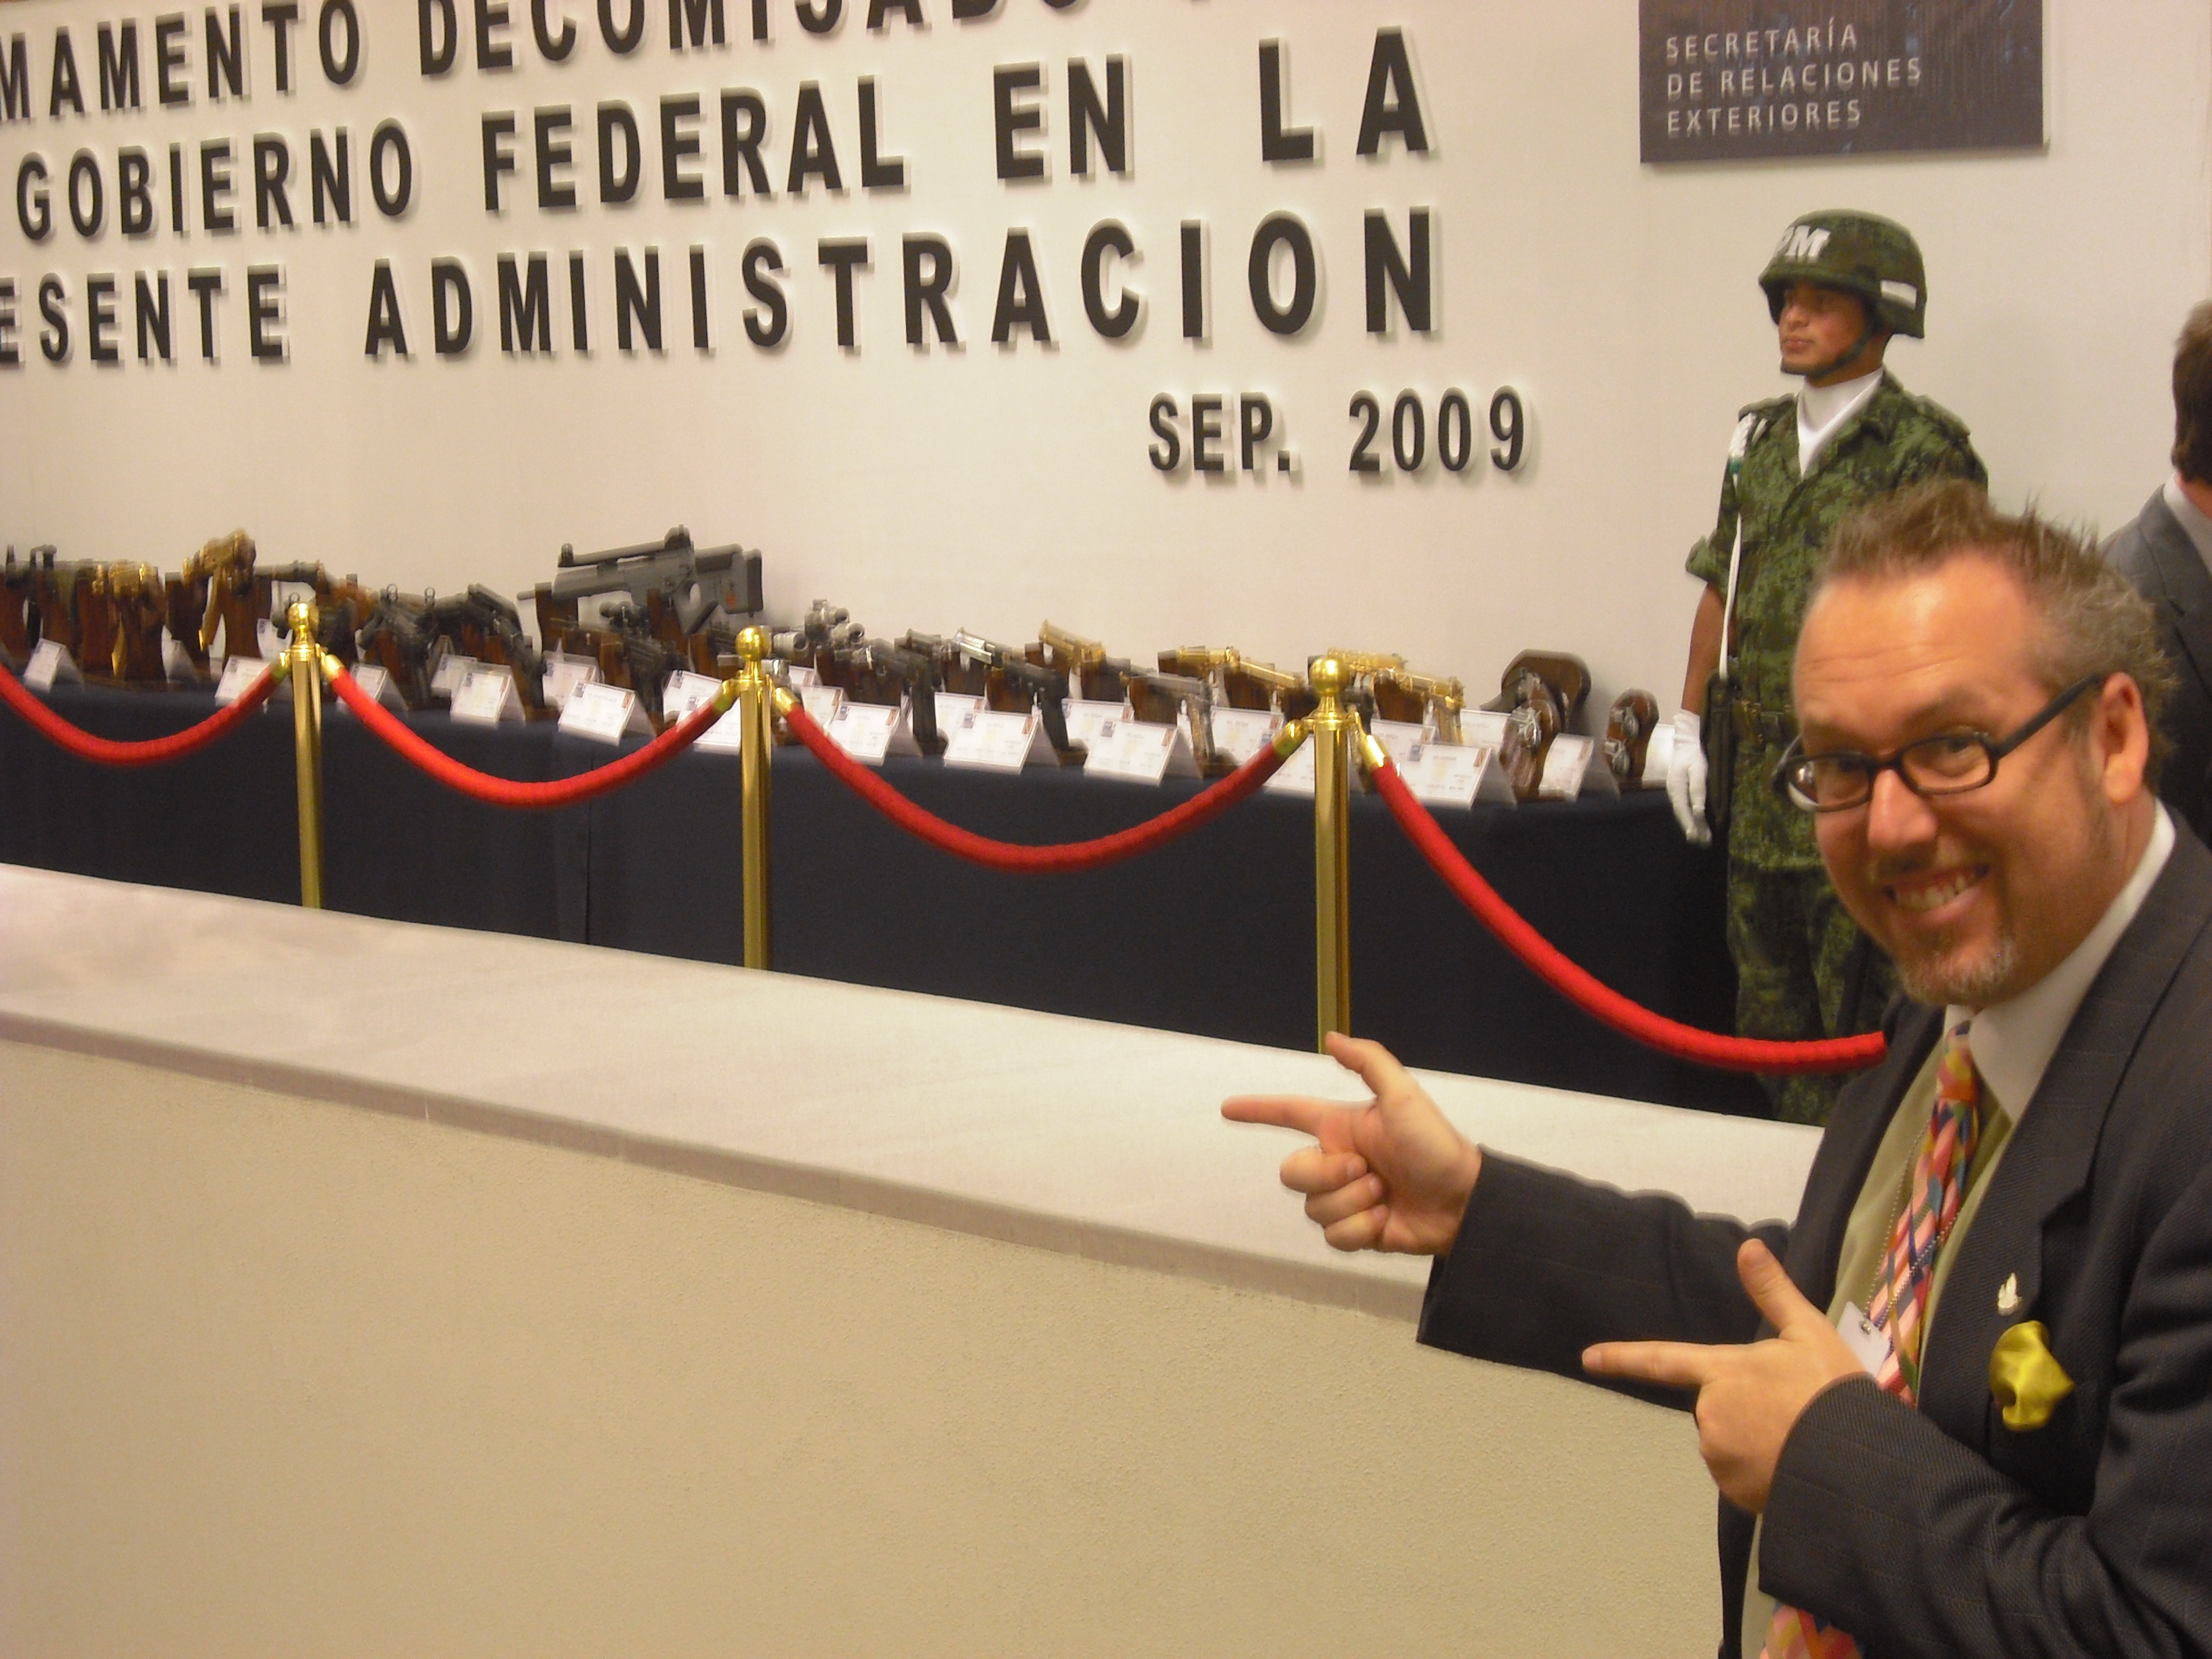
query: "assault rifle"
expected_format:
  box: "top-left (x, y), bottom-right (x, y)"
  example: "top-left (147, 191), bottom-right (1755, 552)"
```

top-left (356, 590), bottom-right (438, 708)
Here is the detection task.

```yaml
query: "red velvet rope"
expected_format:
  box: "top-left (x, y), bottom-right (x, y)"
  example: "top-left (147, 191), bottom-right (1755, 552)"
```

top-left (783, 699), bottom-right (1295, 872)
top-left (1368, 755), bottom-right (1887, 1076)
top-left (327, 663), bottom-right (729, 810)
top-left (0, 657), bottom-right (278, 765)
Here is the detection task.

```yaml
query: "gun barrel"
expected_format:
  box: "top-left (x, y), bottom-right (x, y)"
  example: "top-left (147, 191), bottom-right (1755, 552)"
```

top-left (555, 528), bottom-right (694, 569)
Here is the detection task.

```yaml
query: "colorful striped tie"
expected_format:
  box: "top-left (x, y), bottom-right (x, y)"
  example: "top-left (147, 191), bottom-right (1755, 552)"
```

top-left (1761, 1023), bottom-right (1982, 1659)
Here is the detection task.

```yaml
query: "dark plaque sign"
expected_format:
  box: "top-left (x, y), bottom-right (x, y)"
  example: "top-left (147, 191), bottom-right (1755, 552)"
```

top-left (1641, 1), bottom-right (2044, 164)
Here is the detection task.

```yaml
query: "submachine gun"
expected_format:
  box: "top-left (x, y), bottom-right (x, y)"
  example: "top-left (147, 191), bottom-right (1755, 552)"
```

top-left (356, 589), bottom-right (440, 708)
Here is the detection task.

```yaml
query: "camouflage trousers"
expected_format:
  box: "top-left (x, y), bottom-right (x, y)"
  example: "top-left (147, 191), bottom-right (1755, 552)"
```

top-left (1727, 859), bottom-right (1896, 1126)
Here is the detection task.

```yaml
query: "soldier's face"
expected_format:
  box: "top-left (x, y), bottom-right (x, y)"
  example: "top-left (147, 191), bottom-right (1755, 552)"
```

top-left (1795, 554), bottom-right (2152, 1010)
top-left (1776, 283), bottom-right (1868, 377)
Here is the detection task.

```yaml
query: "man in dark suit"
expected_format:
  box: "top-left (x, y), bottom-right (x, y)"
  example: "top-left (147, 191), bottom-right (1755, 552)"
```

top-left (2106, 300), bottom-right (2212, 841)
top-left (1226, 480), bottom-right (2209, 1658)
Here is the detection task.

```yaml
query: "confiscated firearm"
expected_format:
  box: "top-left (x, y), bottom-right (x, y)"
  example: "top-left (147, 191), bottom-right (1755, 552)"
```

top-left (1481, 651), bottom-right (1591, 800)
top-left (0, 546), bottom-right (45, 664)
top-left (1605, 690), bottom-right (1662, 788)
top-left (356, 589), bottom-right (439, 708)
top-left (863, 638), bottom-right (947, 756)
top-left (22, 547), bottom-right (98, 662)
top-left (770, 599), bottom-right (866, 670)
top-left (82, 562), bottom-right (169, 683)
top-left (193, 531), bottom-right (260, 662)
top-left (527, 527), bottom-right (763, 680)
top-left (1034, 621), bottom-right (1136, 703)
top-left (1162, 647), bottom-right (1319, 720)
top-left (1371, 668), bottom-right (1468, 743)
top-left (951, 629), bottom-right (1084, 763)
top-left (1125, 668), bottom-right (1226, 775)
top-left (426, 586), bottom-right (548, 716)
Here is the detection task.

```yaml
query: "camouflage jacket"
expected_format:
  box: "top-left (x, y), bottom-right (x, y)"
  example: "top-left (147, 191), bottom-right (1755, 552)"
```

top-left (1686, 372), bottom-right (1985, 869)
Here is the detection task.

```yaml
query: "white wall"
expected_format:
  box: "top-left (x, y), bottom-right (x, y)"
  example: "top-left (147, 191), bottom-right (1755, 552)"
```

top-left (0, 0), bottom-right (2204, 711)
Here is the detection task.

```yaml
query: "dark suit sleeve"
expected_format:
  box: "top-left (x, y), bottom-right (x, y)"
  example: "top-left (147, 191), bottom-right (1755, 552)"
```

top-left (1759, 1162), bottom-right (2212, 1657)
top-left (1417, 1151), bottom-right (1789, 1412)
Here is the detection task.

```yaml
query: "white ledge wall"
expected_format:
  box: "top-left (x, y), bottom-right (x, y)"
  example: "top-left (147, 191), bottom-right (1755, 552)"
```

top-left (0, 866), bottom-right (1819, 1657)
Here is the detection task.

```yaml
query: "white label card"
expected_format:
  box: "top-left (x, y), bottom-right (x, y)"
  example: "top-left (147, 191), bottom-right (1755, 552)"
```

top-left (1370, 718), bottom-right (1428, 766)
top-left (544, 655), bottom-right (599, 710)
top-left (558, 680), bottom-right (651, 745)
top-left (1063, 698), bottom-right (1132, 748)
top-left (1462, 710), bottom-right (1511, 750)
top-left (942, 708), bottom-right (1050, 772)
top-left (1401, 741), bottom-right (1513, 809)
top-left (162, 633), bottom-right (199, 683)
top-left (22, 639), bottom-right (81, 692)
top-left (661, 670), bottom-right (727, 724)
top-left (825, 700), bottom-right (905, 765)
top-left (256, 618), bottom-right (284, 661)
top-left (1264, 737), bottom-right (1319, 796)
top-left (800, 685), bottom-right (845, 729)
top-left (781, 662), bottom-right (818, 689)
top-left (1538, 735), bottom-right (1597, 801)
top-left (1084, 718), bottom-right (1200, 783)
top-left (430, 654), bottom-right (480, 699)
top-left (339, 661), bottom-right (405, 713)
top-left (212, 653), bottom-right (263, 704)
top-left (935, 691), bottom-right (986, 731)
top-left (451, 667), bottom-right (523, 725)
top-left (1208, 707), bottom-right (1283, 769)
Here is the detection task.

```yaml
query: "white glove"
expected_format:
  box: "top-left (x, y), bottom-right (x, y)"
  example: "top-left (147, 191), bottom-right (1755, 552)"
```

top-left (1666, 708), bottom-right (1711, 846)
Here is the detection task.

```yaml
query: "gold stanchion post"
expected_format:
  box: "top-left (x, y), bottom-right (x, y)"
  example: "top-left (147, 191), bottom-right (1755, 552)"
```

top-left (735, 625), bottom-right (775, 970)
top-left (286, 599), bottom-right (326, 910)
top-left (1307, 653), bottom-right (1353, 1048)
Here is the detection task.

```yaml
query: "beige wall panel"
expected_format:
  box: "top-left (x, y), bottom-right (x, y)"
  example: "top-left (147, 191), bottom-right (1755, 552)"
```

top-left (1, 1040), bottom-right (1715, 1657)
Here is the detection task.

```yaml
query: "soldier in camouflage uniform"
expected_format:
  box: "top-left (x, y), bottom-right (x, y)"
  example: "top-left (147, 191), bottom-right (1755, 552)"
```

top-left (1670, 211), bottom-right (1986, 1124)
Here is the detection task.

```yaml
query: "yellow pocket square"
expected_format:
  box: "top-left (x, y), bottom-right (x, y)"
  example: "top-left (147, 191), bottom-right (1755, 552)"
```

top-left (1990, 1321), bottom-right (2074, 1431)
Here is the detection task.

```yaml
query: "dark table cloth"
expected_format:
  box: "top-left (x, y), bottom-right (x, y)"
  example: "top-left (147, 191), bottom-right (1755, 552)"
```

top-left (1, 682), bottom-right (1767, 1115)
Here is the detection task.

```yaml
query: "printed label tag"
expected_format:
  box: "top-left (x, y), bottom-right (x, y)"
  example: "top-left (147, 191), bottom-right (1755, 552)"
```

top-left (942, 707), bottom-right (1042, 772)
top-left (1264, 737), bottom-right (1319, 796)
top-left (543, 655), bottom-right (599, 710)
top-left (827, 700), bottom-right (902, 765)
top-left (558, 680), bottom-right (649, 745)
top-left (450, 667), bottom-right (522, 725)
top-left (1370, 718), bottom-right (1428, 766)
top-left (1538, 735), bottom-right (1597, 801)
top-left (1401, 741), bottom-right (1508, 809)
top-left (781, 662), bottom-right (818, 689)
top-left (1084, 718), bottom-right (1198, 783)
top-left (1209, 707), bottom-right (1283, 769)
top-left (800, 685), bottom-right (845, 729)
top-left (935, 691), bottom-right (986, 731)
top-left (1063, 697), bottom-right (1131, 749)
top-left (256, 618), bottom-right (284, 661)
top-left (661, 670), bottom-right (727, 724)
top-left (430, 654), bottom-right (479, 700)
top-left (23, 638), bottom-right (82, 693)
top-left (337, 661), bottom-right (405, 713)
top-left (213, 653), bottom-right (263, 705)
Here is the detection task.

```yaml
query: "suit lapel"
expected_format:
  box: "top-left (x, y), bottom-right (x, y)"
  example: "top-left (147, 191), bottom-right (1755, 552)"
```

top-left (1919, 834), bottom-right (2212, 1442)
top-left (1784, 1000), bottom-right (1942, 1311)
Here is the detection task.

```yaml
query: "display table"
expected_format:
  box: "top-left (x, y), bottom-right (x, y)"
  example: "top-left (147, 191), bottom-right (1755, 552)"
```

top-left (0, 681), bottom-right (1767, 1113)
top-left (0, 865), bottom-right (1818, 1657)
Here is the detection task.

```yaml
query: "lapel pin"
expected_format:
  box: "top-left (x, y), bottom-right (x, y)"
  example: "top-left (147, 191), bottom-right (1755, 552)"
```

top-left (1996, 1273), bottom-right (2022, 1315)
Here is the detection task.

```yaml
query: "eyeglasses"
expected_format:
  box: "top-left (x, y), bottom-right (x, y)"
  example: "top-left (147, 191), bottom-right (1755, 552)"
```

top-left (1773, 675), bottom-right (2107, 813)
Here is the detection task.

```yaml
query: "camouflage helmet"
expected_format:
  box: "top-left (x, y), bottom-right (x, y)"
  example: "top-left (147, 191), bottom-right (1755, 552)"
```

top-left (1759, 210), bottom-right (1927, 340)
